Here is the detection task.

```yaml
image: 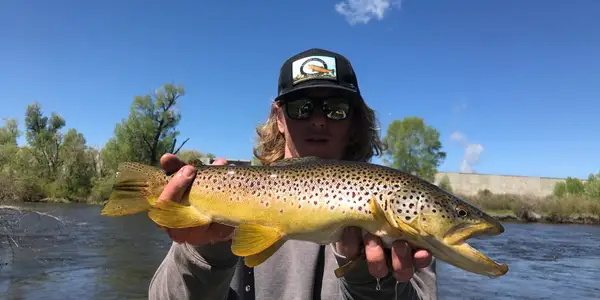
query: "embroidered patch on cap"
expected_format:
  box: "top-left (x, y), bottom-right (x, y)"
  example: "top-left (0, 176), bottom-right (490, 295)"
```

top-left (291, 56), bottom-right (337, 85)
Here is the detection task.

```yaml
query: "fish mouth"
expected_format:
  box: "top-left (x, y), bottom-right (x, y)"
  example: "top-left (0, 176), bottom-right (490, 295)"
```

top-left (431, 221), bottom-right (508, 278)
top-left (443, 220), bottom-right (504, 246)
top-left (447, 241), bottom-right (509, 278)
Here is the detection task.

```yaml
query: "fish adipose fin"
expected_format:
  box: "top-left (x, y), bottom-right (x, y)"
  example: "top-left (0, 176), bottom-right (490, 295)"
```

top-left (231, 223), bottom-right (283, 258)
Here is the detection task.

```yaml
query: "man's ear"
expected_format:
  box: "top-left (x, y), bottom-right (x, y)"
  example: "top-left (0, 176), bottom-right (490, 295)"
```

top-left (274, 104), bottom-right (286, 134)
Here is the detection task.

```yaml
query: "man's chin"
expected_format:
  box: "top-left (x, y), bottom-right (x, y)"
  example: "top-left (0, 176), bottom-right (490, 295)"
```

top-left (299, 142), bottom-right (338, 158)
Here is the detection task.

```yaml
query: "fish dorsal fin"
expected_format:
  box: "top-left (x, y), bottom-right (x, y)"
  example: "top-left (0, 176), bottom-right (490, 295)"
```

top-left (270, 156), bottom-right (324, 166)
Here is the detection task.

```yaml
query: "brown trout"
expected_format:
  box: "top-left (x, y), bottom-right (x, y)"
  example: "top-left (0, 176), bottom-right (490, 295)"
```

top-left (101, 156), bottom-right (509, 278)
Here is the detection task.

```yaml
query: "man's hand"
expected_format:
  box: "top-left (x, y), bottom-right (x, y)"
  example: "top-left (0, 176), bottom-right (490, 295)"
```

top-left (335, 227), bottom-right (432, 281)
top-left (157, 153), bottom-right (235, 246)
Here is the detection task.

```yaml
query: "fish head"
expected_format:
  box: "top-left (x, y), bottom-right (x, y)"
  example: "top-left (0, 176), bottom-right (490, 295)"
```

top-left (388, 179), bottom-right (509, 278)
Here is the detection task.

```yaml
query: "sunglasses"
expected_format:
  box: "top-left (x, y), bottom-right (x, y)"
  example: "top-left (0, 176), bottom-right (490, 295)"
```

top-left (280, 97), bottom-right (352, 121)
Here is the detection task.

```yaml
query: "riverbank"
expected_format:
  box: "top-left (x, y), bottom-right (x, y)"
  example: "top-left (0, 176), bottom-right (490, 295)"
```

top-left (462, 192), bottom-right (600, 225)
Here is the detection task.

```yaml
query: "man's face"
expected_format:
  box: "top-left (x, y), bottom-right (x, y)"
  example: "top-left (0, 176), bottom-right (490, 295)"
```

top-left (276, 89), bottom-right (354, 160)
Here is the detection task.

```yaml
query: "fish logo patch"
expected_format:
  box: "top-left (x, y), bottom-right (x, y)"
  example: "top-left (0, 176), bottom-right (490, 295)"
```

top-left (291, 55), bottom-right (337, 85)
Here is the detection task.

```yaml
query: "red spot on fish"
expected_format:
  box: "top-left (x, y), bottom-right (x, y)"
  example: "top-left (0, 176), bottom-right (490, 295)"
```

top-left (325, 193), bottom-right (329, 197)
top-left (313, 201), bottom-right (318, 205)
top-left (358, 206), bottom-right (363, 211)
top-left (330, 205), bottom-right (335, 210)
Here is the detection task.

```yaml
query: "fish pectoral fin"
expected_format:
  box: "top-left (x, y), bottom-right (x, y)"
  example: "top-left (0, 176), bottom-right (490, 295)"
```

top-left (368, 195), bottom-right (398, 228)
top-left (148, 201), bottom-right (212, 229)
top-left (231, 223), bottom-right (283, 257)
top-left (392, 215), bottom-right (421, 237)
top-left (244, 239), bottom-right (286, 267)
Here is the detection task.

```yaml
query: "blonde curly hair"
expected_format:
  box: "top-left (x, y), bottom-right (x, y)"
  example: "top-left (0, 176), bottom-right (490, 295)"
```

top-left (252, 99), bottom-right (384, 166)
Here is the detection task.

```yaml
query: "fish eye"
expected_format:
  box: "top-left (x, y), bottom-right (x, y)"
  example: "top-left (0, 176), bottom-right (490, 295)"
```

top-left (456, 205), bottom-right (468, 218)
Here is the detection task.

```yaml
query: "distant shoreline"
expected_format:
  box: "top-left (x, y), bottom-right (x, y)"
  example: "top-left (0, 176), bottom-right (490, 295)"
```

top-left (488, 210), bottom-right (600, 225)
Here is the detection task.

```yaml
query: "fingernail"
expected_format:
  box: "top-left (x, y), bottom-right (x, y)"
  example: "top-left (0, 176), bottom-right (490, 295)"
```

top-left (397, 242), bottom-right (408, 255)
top-left (182, 166), bottom-right (194, 177)
top-left (367, 239), bottom-right (378, 248)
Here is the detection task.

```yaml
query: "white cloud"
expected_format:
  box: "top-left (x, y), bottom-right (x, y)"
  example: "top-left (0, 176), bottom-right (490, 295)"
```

top-left (334, 0), bottom-right (401, 25)
top-left (450, 131), bottom-right (484, 173)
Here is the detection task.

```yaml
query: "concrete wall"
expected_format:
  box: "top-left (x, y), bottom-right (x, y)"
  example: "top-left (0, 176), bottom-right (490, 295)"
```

top-left (434, 172), bottom-right (587, 197)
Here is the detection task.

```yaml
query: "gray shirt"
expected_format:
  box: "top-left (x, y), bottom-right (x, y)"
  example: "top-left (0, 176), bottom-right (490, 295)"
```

top-left (148, 239), bottom-right (437, 300)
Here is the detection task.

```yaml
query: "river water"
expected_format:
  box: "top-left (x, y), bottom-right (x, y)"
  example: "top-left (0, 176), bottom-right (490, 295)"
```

top-left (1, 203), bottom-right (599, 300)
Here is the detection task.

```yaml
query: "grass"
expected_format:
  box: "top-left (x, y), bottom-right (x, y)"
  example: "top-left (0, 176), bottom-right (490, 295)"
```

top-left (461, 190), bottom-right (600, 225)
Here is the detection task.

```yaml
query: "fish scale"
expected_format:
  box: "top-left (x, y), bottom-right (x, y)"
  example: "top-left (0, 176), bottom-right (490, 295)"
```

top-left (101, 156), bottom-right (509, 279)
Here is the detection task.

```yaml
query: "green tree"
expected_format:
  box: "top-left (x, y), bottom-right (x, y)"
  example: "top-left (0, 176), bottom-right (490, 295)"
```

top-left (584, 171), bottom-right (600, 199)
top-left (24, 103), bottom-right (66, 180)
top-left (178, 149), bottom-right (215, 167)
top-left (553, 182), bottom-right (567, 197)
top-left (565, 177), bottom-right (585, 196)
top-left (382, 117), bottom-right (446, 182)
top-left (101, 83), bottom-right (187, 172)
top-left (0, 118), bottom-right (21, 173)
top-left (54, 129), bottom-right (96, 200)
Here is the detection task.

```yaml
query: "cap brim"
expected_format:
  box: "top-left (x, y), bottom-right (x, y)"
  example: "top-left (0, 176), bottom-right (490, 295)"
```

top-left (275, 82), bottom-right (362, 103)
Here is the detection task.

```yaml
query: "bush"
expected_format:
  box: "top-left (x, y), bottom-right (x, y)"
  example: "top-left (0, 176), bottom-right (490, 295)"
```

top-left (438, 175), bottom-right (453, 193)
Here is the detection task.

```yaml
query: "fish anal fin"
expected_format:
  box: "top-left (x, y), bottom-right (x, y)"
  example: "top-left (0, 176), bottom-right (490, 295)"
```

top-left (148, 200), bottom-right (211, 229)
top-left (231, 223), bottom-right (283, 257)
top-left (244, 239), bottom-right (286, 267)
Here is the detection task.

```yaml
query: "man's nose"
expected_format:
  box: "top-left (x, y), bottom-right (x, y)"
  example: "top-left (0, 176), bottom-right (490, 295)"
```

top-left (310, 108), bottom-right (327, 127)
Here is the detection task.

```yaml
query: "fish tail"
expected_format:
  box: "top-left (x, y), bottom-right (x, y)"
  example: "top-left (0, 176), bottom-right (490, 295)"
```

top-left (100, 162), bottom-right (166, 217)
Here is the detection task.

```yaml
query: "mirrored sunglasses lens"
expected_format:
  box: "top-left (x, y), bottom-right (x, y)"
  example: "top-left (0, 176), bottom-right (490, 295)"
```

top-left (286, 99), bottom-right (314, 119)
top-left (323, 99), bottom-right (350, 120)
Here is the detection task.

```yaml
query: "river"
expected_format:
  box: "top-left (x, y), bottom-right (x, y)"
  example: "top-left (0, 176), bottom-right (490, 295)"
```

top-left (1, 203), bottom-right (599, 300)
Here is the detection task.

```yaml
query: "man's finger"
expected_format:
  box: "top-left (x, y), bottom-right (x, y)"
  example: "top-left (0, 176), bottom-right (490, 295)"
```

top-left (212, 158), bottom-right (228, 166)
top-left (158, 165), bottom-right (196, 204)
top-left (180, 227), bottom-right (211, 246)
top-left (167, 228), bottom-right (190, 244)
top-left (336, 227), bottom-right (362, 259)
top-left (391, 240), bottom-right (414, 282)
top-left (413, 249), bottom-right (433, 269)
top-left (363, 233), bottom-right (388, 278)
top-left (160, 153), bottom-right (186, 175)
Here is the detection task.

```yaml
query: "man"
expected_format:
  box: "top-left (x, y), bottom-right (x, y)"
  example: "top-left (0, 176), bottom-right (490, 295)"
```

top-left (148, 48), bottom-right (437, 300)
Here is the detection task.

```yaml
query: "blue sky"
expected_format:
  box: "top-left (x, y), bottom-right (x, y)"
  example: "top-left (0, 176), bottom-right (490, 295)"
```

top-left (1, 0), bottom-right (599, 179)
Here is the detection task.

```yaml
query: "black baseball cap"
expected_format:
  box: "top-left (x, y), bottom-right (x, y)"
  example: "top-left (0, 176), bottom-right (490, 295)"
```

top-left (274, 48), bottom-right (363, 103)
